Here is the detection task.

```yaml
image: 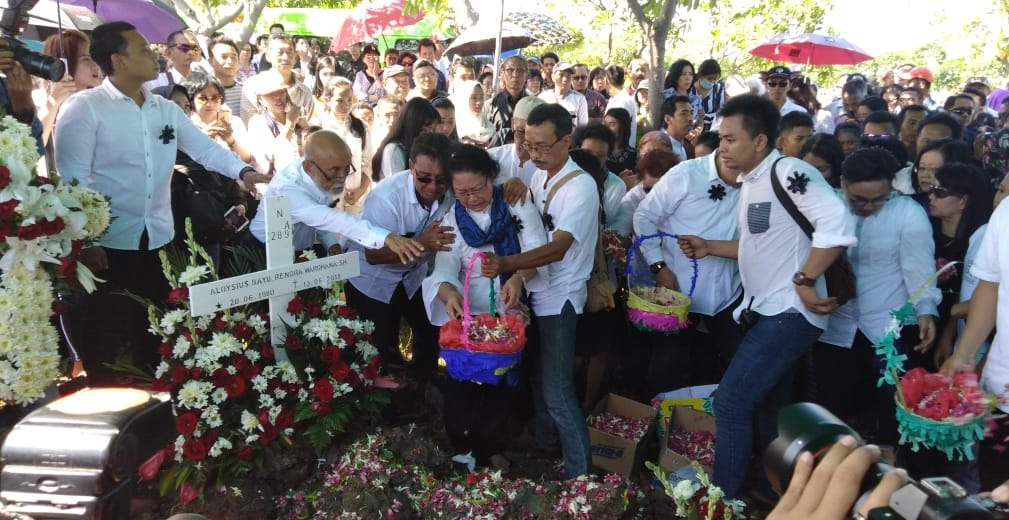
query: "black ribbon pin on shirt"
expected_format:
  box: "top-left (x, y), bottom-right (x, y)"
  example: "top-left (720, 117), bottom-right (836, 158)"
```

top-left (160, 125), bottom-right (175, 144)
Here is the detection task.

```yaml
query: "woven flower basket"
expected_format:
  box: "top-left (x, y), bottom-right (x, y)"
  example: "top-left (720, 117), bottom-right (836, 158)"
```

top-left (439, 252), bottom-right (527, 385)
top-left (624, 232), bottom-right (697, 334)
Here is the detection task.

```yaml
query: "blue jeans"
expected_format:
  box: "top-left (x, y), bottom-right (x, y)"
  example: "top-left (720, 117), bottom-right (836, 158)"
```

top-left (532, 301), bottom-right (592, 478)
top-left (713, 312), bottom-right (823, 499)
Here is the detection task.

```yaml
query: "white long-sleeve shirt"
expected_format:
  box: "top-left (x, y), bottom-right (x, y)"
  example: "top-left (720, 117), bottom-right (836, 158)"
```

top-left (55, 78), bottom-right (251, 250)
top-left (819, 194), bottom-right (940, 347)
top-left (249, 159), bottom-right (388, 252)
top-left (539, 89), bottom-right (588, 127)
top-left (634, 153), bottom-right (743, 315)
top-left (346, 170), bottom-right (453, 303)
top-left (735, 151), bottom-right (857, 329)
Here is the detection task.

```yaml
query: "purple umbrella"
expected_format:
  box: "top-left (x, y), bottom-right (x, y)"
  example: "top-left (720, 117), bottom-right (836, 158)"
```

top-left (58, 0), bottom-right (186, 43)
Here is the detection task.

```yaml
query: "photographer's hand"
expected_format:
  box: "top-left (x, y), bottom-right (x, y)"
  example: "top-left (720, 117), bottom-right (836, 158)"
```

top-left (994, 480), bottom-right (1009, 503)
top-left (768, 436), bottom-right (908, 520)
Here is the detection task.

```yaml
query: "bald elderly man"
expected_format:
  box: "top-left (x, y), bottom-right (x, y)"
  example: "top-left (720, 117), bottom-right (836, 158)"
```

top-left (250, 130), bottom-right (423, 263)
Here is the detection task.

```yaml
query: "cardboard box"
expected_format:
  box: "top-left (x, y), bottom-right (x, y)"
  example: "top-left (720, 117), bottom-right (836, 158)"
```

top-left (653, 384), bottom-right (717, 440)
top-left (658, 406), bottom-right (717, 476)
top-left (588, 394), bottom-right (656, 476)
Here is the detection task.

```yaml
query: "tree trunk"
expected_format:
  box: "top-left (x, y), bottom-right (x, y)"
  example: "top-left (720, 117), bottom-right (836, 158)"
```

top-left (627, 0), bottom-right (679, 131)
top-left (167, 0), bottom-right (268, 46)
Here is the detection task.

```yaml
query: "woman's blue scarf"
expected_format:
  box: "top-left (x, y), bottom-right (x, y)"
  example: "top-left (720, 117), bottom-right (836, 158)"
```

top-left (455, 185), bottom-right (521, 285)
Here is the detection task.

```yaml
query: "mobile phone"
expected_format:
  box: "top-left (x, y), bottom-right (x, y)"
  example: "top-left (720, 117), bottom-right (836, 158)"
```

top-left (224, 206), bottom-right (249, 233)
top-left (218, 107), bottom-right (231, 124)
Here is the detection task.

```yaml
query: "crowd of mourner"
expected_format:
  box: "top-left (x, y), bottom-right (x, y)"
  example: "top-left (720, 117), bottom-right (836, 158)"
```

top-left (8, 16), bottom-right (1009, 509)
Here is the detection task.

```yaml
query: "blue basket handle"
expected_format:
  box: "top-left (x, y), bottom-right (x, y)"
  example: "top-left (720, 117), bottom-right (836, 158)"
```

top-left (624, 231), bottom-right (699, 298)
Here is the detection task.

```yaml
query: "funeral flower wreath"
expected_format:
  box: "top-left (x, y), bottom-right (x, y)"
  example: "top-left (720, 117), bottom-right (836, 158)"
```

top-left (0, 115), bottom-right (110, 406)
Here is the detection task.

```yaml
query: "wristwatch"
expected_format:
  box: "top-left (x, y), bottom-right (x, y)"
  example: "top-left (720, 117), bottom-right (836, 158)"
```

top-left (650, 261), bottom-right (668, 274)
top-left (792, 271), bottom-right (816, 287)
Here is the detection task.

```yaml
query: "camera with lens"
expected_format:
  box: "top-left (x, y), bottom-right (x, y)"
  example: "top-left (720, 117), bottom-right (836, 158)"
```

top-left (766, 402), bottom-right (1009, 519)
top-left (0, 0), bottom-right (66, 81)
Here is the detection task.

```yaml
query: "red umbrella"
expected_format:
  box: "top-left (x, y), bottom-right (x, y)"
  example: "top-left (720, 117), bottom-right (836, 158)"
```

top-left (749, 33), bottom-right (872, 66)
top-left (329, 0), bottom-right (424, 53)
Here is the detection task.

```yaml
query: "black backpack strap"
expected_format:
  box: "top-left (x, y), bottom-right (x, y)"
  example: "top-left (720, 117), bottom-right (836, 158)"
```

top-left (769, 157), bottom-right (814, 239)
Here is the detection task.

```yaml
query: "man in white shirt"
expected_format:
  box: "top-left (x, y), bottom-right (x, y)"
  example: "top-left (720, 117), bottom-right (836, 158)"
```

top-left (55, 22), bottom-right (272, 385)
top-left (488, 96), bottom-right (543, 186)
top-left (764, 66), bottom-right (805, 116)
top-left (604, 65), bottom-right (637, 148)
top-left (538, 62), bottom-right (588, 127)
top-left (144, 30), bottom-right (202, 90)
top-left (249, 131), bottom-right (422, 260)
top-left (345, 132), bottom-right (455, 382)
top-left (634, 149), bottom-right (743, 394)
top-left (679, 94), bottom-right (856, 499)
top-left (481, 103), bottom-right (598, 478)
top-left (816, 147), bottom-right (938, 447)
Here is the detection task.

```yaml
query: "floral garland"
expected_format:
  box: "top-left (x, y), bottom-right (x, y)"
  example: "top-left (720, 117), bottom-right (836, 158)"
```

top-left (0, 115), bottom-right (110, 405)
top-left (140, 232), bottom-right (389, 503)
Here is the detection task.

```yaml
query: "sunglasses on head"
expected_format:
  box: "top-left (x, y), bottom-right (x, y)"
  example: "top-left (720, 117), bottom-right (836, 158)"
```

top-left (767, 80), bottom-right (788, 88)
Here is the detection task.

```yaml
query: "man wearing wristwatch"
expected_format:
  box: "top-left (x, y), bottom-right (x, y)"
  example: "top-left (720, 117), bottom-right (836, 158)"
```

top-left (678, 95), bottom-right (856, 501)
top-left (633, 148), bottom-right (743, 395)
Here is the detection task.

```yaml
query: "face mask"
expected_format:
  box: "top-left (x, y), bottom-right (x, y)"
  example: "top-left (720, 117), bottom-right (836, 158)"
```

top-left (699, 79), bottom-right (715, 90)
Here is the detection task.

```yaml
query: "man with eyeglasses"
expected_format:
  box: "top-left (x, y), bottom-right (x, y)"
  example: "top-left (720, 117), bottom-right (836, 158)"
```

top-left (763, 66), bottom-right (804, 116)
top-left (481, 103), bottom-right (600, 479)
top-left (816, 147), bottom-right (938, 451)
top-left (485, 56), bottom-right (529, 148)
top-left (346, 132), bottom-right (455, 386)
top-left (570, 63), bottom-right (607, 122)
top-left (144, 30), bottom-right (206, 90)
top-left (250, 130), bottom-right (422, 260)
top-left (407, 59), bottom-right (447, 101)
top-left (538, 62), bottom-right (587, 127)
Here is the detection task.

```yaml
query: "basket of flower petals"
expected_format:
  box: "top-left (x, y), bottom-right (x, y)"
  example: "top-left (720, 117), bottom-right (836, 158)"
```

top-left (624, 232), bottom-right (697, 334)
top-left (895, 367), bottom-right (993, 460)
top-left (439, 252), bottom-right (528, 385)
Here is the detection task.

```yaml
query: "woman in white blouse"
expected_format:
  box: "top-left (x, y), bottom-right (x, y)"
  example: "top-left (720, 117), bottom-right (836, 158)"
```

top-left (422, 144), bottom-right (548, 472)
top-left (246, 72), bottom-right (306, 179)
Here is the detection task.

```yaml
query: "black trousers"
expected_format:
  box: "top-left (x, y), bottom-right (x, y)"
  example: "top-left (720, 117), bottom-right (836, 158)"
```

top-left (76, 246), bottom-right (170, 386)
top-left (344, 281), bottom-right (438, 380)
top-left (647, 301), bottom-right (743, 395)
top-left (441, 378), bottom-right (512, 463)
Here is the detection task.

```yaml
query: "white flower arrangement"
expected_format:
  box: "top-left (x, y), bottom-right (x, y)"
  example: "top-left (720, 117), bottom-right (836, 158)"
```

top-left (0, 116), bottom-right (110, 405)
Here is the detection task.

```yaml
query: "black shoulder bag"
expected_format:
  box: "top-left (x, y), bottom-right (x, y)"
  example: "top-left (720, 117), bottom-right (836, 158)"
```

top-left (769, 157), bottom-right (857, 306)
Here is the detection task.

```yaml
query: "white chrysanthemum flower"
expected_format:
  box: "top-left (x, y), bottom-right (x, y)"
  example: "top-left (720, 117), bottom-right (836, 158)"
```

top-left (173, 336), bottom-right (192, 359)
top-left (178, 265), bottom-right (211, 287)
top-left (240, 410), bottom-right (261, 432)
top-left (201, 405), bottom-right (223, 429)
top-left (159, 309), bottom-right (188, 335)
top-left (177, 380), bottom-right (213, 409)
top-left (211, 387), bottom-right (228, 404)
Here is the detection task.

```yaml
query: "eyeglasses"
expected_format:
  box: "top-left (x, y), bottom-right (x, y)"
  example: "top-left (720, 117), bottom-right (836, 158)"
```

top-left (766, 81), bottom-right (789, 88)
top-left (521, 137), bottom-right (562, 154)
top-left (502, 67), bottom-right (525, 76)
top-left (455, 179), bottom-right (489, 199)
top-left (848, 191), bottom-right (893, 208)
top-left (171, 43), bottom-right (199, 53)
top-left (401, 60), bottom-right (415, 66)
top-left (898, 96), bottom-right (916, 104)
top-left (949, 108), bottom-right (972, 116)
top-left (195, 94), bottom-right (222, 104)
top-left (928, 185), bottom-right (957, 198)
top-left (571, 75), bottom-right (588, 80)
top-left (862, 133), bottom-right (892, 139)
top-left (307, 159), bottom-right (353, 183)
